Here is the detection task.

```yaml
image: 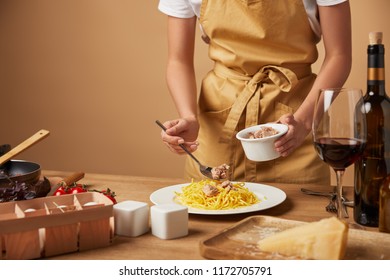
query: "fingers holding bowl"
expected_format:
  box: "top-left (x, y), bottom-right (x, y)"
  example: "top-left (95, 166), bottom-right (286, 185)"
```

top-left (236, 123), bottom-right (288, 162)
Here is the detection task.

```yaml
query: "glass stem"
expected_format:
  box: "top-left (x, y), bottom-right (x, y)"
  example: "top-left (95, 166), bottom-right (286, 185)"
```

top-left (335, 169), bottom-right (345, 219)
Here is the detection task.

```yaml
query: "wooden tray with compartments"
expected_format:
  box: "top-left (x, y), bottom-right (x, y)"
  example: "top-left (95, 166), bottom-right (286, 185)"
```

top-left (200, 215), bottom-right (390, 260)
top-left (0, 192), bottom-right (114, 259)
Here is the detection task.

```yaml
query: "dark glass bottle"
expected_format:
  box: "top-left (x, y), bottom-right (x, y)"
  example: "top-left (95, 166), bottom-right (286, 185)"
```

top-left (379, 175), bottom-right (390, 233)
top-left (354, 32), bottom-right (390, 227)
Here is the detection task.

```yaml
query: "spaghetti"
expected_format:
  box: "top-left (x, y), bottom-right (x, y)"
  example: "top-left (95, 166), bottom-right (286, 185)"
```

top-left (174, 179), bottom-right (260, 210)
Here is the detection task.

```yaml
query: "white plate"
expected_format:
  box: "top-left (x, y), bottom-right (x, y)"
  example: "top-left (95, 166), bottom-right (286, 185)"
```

top-left (149, 182), bottom-right (287, 215)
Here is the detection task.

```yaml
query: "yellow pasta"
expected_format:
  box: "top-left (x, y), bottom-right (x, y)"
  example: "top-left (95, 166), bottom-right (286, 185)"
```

top-left (174, 179), bottom-right (260, 210)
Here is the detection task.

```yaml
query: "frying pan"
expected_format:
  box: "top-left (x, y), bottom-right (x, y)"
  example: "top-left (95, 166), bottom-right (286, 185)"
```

top-left (0, 130), bottom-right (50, 189)
top-left (0, 160), bottom-right (42, 188)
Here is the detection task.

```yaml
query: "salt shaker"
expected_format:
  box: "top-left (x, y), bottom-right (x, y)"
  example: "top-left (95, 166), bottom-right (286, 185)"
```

top-left (113, 200), bottom-right (149, 237)
top-left (151, 204), bottom-right (188, 239)
top-left (379, 175), bottom-right (390, 233)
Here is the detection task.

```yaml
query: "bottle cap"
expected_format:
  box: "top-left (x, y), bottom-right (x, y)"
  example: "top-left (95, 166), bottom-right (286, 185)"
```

top-left (369, 32), bottom-right (383, 45)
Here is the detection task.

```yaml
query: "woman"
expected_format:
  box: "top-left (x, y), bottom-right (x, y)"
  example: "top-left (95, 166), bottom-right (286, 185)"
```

top-left (158, 0), bottom-right (351, 185)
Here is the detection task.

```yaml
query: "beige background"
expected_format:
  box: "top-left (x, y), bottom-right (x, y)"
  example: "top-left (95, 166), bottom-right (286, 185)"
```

top-left (1, 0), bottom-right (389, 184)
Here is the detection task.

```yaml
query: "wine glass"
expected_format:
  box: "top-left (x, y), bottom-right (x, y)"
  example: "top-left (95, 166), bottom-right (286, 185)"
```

top-left (312, 88), bottom-right (367, 221)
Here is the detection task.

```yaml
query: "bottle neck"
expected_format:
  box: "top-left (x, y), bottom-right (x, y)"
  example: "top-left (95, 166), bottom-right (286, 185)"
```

top-left (367, 82), bottom-right (386, 96)
top-left (367, 44), bottom-right (386, 95)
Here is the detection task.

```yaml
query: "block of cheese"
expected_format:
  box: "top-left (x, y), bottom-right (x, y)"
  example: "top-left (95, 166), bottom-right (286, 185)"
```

top-left (258, 217), bottom-right (348, 260)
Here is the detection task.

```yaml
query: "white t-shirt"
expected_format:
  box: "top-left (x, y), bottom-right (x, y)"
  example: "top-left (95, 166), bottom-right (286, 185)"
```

top-left (158, 0), bottom-right (347, 39)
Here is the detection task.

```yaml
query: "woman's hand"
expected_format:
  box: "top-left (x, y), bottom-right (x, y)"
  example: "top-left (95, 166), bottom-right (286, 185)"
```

top-left (160, 116), bottom-right (200, 155)
top-left (274, 113), bottom-right (311, 157)
top-left (160, 16), bottom-right (199, 155)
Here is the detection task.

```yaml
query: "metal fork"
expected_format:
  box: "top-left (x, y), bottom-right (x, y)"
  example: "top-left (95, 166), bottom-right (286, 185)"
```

top-left (325, 195), bottom-right (338, 213)
top-left (155, 120), bottom-right (214, 179)
top-left (327, 194), bottom-right (350, 218)
top-left (301, 188), bottom-right (334, 198)
top-left (301, 188), bottom-right (354, 206)
top-left (301, 188), bottom-right (349, 218)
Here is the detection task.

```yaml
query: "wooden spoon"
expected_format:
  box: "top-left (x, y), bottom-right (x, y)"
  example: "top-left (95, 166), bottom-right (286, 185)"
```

top-left (56, 172), bottom-right (85, 186)
top-left (0, 129), bottom-right (50, 166)
top-left (47, 172), bottom-right (85, 196)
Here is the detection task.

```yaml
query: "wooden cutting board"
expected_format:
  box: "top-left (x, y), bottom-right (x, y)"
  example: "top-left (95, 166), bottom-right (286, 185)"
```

top-left (200, 215), bottom-right (390, 260)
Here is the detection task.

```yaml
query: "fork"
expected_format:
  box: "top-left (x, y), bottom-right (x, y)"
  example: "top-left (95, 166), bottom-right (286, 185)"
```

top-left (326, 194), bottom-right (350, 218)
top-left (301, 188), bottom-right (349, 218)
top-left (325, 195), bottom-right (337, 213)
top-left (155, 120), bottom-right (214, 179)
top-left (301, 188), bottom-right (354, 206)
top-left (301, 188), bottom-right (334, 198)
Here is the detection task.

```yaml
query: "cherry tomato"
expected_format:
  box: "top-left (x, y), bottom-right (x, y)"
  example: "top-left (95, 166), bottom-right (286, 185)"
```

top-left (90, 188), bottom-right (117, 204)
top-left (53, 187), bottom-right (68, 196)
top-left (68, 183), bottom-right (87, 194)
top-left (52, 183), bottom-right (87, 196)
top-left (102, 188), bottom-right (117, 204)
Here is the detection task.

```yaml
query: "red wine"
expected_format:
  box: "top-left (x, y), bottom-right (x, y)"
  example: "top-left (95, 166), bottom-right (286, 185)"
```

top-left (314, 138), bottom-right (365, 170)
top-left (354, 32), bottom-right (390, 227)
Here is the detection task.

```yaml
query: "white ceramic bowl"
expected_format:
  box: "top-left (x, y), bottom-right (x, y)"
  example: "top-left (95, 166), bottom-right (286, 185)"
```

top-left (236, 123), bottom-right (288, 162)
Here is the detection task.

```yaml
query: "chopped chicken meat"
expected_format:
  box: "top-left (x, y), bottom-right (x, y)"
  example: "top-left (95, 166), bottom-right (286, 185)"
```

top-left (219, 180), bottom-right (236, 192)
top-left (202, 184), bottom-right (219, 197)
top-left (211, 163), bottom-right (230, 180)
top-left (248, 126), bottom-right (278, 139)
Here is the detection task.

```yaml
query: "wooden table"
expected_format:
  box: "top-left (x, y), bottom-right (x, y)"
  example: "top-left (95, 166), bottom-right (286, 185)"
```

top-left (42, 170), bottom-right (364, 260)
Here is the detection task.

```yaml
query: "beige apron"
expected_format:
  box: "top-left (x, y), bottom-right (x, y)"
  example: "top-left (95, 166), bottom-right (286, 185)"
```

top-left (184, 0), bottom-right (330, 185)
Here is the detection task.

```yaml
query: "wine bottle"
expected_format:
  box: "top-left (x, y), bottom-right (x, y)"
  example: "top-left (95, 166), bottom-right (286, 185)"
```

top-left (379, 174), bottom-right (390, 233)
top-left (354, 32), bottom-right (390, 227)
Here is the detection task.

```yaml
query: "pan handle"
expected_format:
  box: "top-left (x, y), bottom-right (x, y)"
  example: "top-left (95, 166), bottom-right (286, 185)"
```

top-left (0, 129), bottom-right (50, 165)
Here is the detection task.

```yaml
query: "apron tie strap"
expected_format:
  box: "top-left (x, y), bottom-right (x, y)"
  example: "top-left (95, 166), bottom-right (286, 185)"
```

top-left (215, 63), bottom-right (299, 143)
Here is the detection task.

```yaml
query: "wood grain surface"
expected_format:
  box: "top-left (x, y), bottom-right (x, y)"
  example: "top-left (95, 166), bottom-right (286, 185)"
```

top-left (41, 170), bottom-right (382, 260)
